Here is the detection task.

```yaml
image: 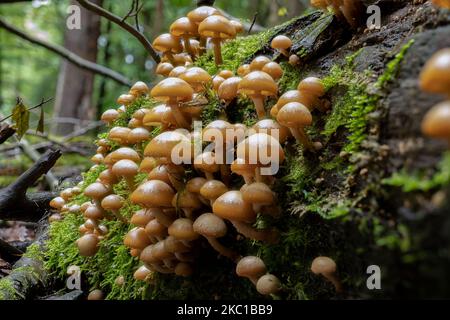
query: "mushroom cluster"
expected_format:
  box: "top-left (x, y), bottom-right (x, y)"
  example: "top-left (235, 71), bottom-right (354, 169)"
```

top-left (420, 48), bottom-right (450, 146)
top-left (310, 0), bottom-right (365, 29)
top-left (49, 4), bottom-right (337, 298)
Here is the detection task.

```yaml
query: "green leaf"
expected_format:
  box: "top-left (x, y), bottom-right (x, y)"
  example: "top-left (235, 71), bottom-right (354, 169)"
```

top-left (278, 7), bottom-right (287, 17)
top-left (36, 106), bottom-right (45, 134)
top-left (11, 98), bottom-right (30, 140)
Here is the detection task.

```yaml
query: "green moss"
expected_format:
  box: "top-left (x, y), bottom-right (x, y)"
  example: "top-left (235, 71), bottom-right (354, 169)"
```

top-left (0, 278), bottom-right (16, 300)
top-left (23, 242), bottom-right (44, 261)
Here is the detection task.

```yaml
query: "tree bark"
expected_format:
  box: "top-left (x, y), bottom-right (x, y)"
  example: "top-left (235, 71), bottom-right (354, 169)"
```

top-left (52, 0), bottom-right (103, 136)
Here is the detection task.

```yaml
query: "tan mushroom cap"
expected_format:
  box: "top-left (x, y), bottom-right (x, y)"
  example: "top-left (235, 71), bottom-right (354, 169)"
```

top-left (193, 213), bottom-right (227, 238)
top-left (311, 256), bottom-right (337, 275)
top-left (256, 274), bottom-right (281, 295)
top-left (420, 48), bottom-right (450, 95)
top-left (237, 64), bottom-right (251, 77)
top-left (144, 130), bottom-right (191, 160)
top-left (218, 76), bottom-right (242, 101)
top-left (127, 127), bottom-right (150, 144)
top-left (212, 190), bottom-right (256, 223)
top-left (186, 177), bottom-right (207, 193)
top-left (117, 94), bottom-right (135, 106)
top-left (168, 66), bottom-right (187, 77)
top-left (109, 147), bottom-right (141, 164)
top-left (101, 109), bottom-right (120, 124)
top-left (112, 159), bottom-right (139, 177)
top-left (152, 33), bottom-right (182, 53)
top-left (277, 89), bottom-right (316, 111)
top-left (156, 62), bottom-right (174, 77)
top-left (250, 56), bottom-right (271, 71)
top-left (230, 20), bottom-right (244, 33)
top-left (98, 168), bottom-right (118, 185)
top-left (179, 67), bottom-right (212, 90)
top-left (142, 104), bottom-right (174, 127)
top-left (148, 165), bottom-right (172, 186)
top-left (77, 234), bottom-right (99, 257)
top-left (218, 70), bottom-right (234, 79)
top-left (213, 76), bottom-right (225, 91)
top-left (194, 152), bottom-right (220, 173)
top-left (187, 6), bottom-right (222, 24)
top-left (124, 227), bottom-right (151, 250)
top-left (271, 35), bottom-right (292, 50)
top-left (168, 218), bottom-right (200, 241)
top-left (170, 17), bottom-right (198, 38)
top-left (84, 182), bottom-right (111, 200)
top-left (108, 127), bottom-right (131, 144)
top-left (236, 256), bottom-right (267, 279)
top-left (241, 182), bottom-right (275, 205)
top-left (152, 241), bottom-right (174, 261)
top-left (101, 194), bottom-right (124, 211)
top-left (203, 119), bottom-right (234, 143)
top-left (130, 180), bottom-right (175, 208)
top-left (238, 71), bottom-right (278, 97)
top-left (262, 62), bottom-right (284, 81)
top-left (298, 77), bottom-right (325, 97)
top-left (50, 197), bottom-right (65, 210)
top-left (199, 180), bottom-right (228, 201)
top-left (130, 81), bottom-right (149, 96)
top-left (236, 133), bottom-right (286, 165)
top-left (198, 15), bottom-right (236, 39)
top-left (252, 119), bottom-right (290, 143)
top-left (164, 235), bottom-right (190, 253)
top-left (151, 77), bottom-right (194, 103)
top-left (145, 219), bottom-right (168, 239)
top-left (139, 157), bottom-right (159, 174)
top-left (132, 108), bottom-right (149, 121)
top-left (421, 100), bottom-right (450, 139)
top-left (172, 190), bottom-right (202, 211)
top-left (277, 102), bottom-right (312, 128)
top-left (131, 209), bottom-right (155, 227)
top-left (84, 205), bottom-right (105, 220)
top-left (134, 265), bottom-right (151, 281)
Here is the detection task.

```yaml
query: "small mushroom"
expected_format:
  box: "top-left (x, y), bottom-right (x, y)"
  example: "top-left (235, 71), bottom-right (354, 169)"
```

top-left (252, 119), bottom-right (291, 144)
top-left (108, 126), bottom-right (131, 145)
top-left (250, 56), bottom-right (271, 71)
top-left (172, 190), bottom-right (202, 218)
top-left (288, 54), bottom-right (300, 66)
top-left (112, 159), bottom-right (139, 191)
top-left (194, 151), bottom-right (220, 180)
top-left (187, 6), bottom-right (223, 54)
top-left (130, 81), bottom-right (149, 97)
top-left (271, 35), bottom-right (292, 57)
top-left (256, 274), bottom-right (281, 295)
top-left (297, 77), bottom-right (327, 112)
top-left (262, 62), bottom-right (284, 81)
top-left (152, 33), bottom-right (183, 65)
top-left (236, 256), bottom-right (267, 285)
top-left (420, 48), bottom-right (450, 97)
top-left (199, 179), bottom-right (229, 206)
top-left (134, 265), bottom-right (151, 281)
top-left (77, 233), bottom-right (99, 257)
top-left (124, 227), bottom-right (152, 250)
top-left (237, 64), bottom-right (251, 77)
top-left (168, 218), bottom-right (200, 245)
top-left (311, 256), bottom-right (342, 292)
top-left (101, 109), bottom-right (120, 125)
top-left (218, 76), bottom-right (242, 106)
top-left (241, 182), bottom-right (276, 215)
top-left (84, 182), bottom-right (111, 207)
top-left (276, 102), bottom-right (314, 151)
top-left (156, 62), bottom-right (174, 77)
top-left (231, 158), bottom-right (256, 185)
top-left (131, 209), bottom-right (155, 227)
top-left (87, 289), bottom-right (104, 300)
top-left (179, 67), bottom-right (212, 92)
top-left (145, 219), bottom-right (169, 241)
top-left (101, 194), bottom-right (127, 223)
top-left (127, 127), bottom-right (150, 145)
top-left (170, 17), bottom-right (198, 59)
top-left (421, 100), bottom-right (450, 146)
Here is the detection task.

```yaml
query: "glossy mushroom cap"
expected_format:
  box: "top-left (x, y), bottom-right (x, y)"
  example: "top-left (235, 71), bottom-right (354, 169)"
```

top-left (98, 169), bottom-right (118, 185)
top-left (241, 182), bottom-right (275, 205)
top-left (142, 104), bottom-right (174, 127)
top-left (152, 33), bottom-right (182, 54)
top-left (256, 274), bottom-right (281, 295)
top-left (144, 130), bottom-right (191, 160)
top-left (262, 62), bottom-right (284, 81)
top-left (421, 101), bottom-right (450, 140)
top-left (50, 197), bottom-right (65, 210)
top-left (230, 20), bottom-right (244, 34)
top-left (252, 119), bottom-right (290, 143)
top-left (238, 71), bottom-right (278, 97)
top-left (131, 209), bottom-right (155, 227)
top-left (236, 256), bottom-right (267, 281)
top-left (77, 234), bottom-right (99, 257)
top-left (250, 56), bottom-right (271, 71)
top-left (179, 67), bottom-right (212, 92)
top-left (139, 157), bottom-right (159, 174)
top-left (186, 177), bottom-right (207, 193)
top-left (101, 194), bottom-right (124, 212)
top-left (168, 65), bottom-right (187, 77)
top-left (218, 76), bottom-right (242, 101)
top-left (130, 81), bottom-right (149, 97)
top-left (108, 127), bottom-right (131, 145)
top-left (198, 15), bottom-right (236, 40)
top-left (124, 227), bottom-right (152, 250)
top-left (156, 62), bottom-right (174, 77)
top-left (101, 109), bottom-right (120, 125)
top-left (237, 64), bottom-right (251, 77)
top-left (117, 94), bottom-right (135, 106)
top-left (130, 180), bottom-right (175, 208)
top-left (172, 190), bottom-right (202, 211)
top-left (109, 147), bottom-right (141, 164)
top-left (87, 289), bottom-right (104, 300)
top-left (311, 256), bottom-right (337, 275)
top-left (151, 78), bottom-right (194, 103)
top-left (84, 205), bottom-right (105, 220)
top-left (112, 159), bottom-right (139, 178)
top-left (213, 76), bottom-right (226, 91)
top-left (271, 35), bottom-right (292, 54)
top-left (170, 17), bottom-right (198, 38)
top-left (187, 6), bottom-right (222, 24)
top-left (236, 133), bottom-right (286, 166)
top-left (193, 213), bottom-right (227, 238)
top-left (213, 191), bottom-right (256, 223)
top-left (199, 180), bottom-right (228, 201)
top-left (277, 102), bottom-right (312, 128)
top-left (127, 127), bottom-right (150, 144)
top-left (84, 182), bottom-right (111, 201)
top-left (194, 152), bottom-right (220, 174)
top-left (420, 48), bottom-right (450, 96)
top-left (298, 77), bottom-right (325, 97)
top-left (145, 219), bottom-right (168, 239)
top-left (134, 265), bottom-right (151, 281)
top-left (276, 89), bottom-right (315, 111)
top-left (168, 218), bottom-right (200, 241)
top-left (218, 70), bottom-right (234, 79)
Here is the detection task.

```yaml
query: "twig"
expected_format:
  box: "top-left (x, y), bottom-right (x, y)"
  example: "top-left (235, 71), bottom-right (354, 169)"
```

top-left (0, 18), bottom-right (131, 86)
top-left (248, 12), bottom-right (258, 34)
top-left (218, 9), bottom-right (265, 33)
top-left (0, 97), bottom-right (52, 123)
top-left (0, 124), bottom-right (15, 145)
top-left (0, 238), bottom-right (23, 263)
top-left (77, 0), bottom-right (160, 63)
top-left (25, 131), bottom-right (92, 156)
top-left (121, 0), bottom-right (138, 22)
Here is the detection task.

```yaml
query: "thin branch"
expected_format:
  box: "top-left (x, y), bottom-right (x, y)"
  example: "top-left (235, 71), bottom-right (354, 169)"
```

top-left (77, 0), bottom-right (160, 63)
top-left (218, 9), bottom-right (265, 33)
top-left (248, 12), bottom-right (258, 34)
top-left (0, 17), bottom-right (131, 86)
top-left (0, 97), bottom-right (52, 123)
top-left (0, 124), bottom-right (15, 144)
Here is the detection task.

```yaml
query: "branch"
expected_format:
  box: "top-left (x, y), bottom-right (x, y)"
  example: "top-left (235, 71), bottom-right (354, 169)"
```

top-left (77, 0), bottom-right (160, 63)
top-left (218, 9), bottom-right (265, 33)
top-left (0, 238), bottom-right (23, 263)
top-left (0, 17), bottom-right (132, 86)
top-left (0, 97), bottom-right (52, 123)
top-left (0, 124), bottom-right (15, 145)
top-left (0, 149), bottom-right (62, 222)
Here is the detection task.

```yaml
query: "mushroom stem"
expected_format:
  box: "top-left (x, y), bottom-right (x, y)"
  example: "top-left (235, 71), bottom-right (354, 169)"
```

top-left (220, 164), bottom-right (231, 186)
top-left (327, 274), bottom-right (343, 293)
top-left (243, 174), bottom-right (253, 185)
top-left (254, 167), bottom-right (263, 183)
top-left (289, 127), bottom-right (314, 151)
top-left (205, 172), bottom-right (214, 180)
top-left (199, 37), bottom-right (207, 55)
top-left (164, 52), bottom-right (177, 65)
top-left (212, 38), bottom-right (223, 66)
top-left (230, 220), bottom-right (279, 244)
top-left (251, 95), bottom-right (267, 119)
top-left (280, 48), bottom-right (289, 57)
top-left (183, 36), bottom-right (196, 60)
top-left (124, 176), bottom-right (135, 191)
top-left (152, 209), bottom-right (174, 228)
top-left (168, 101), bottom-right (190, 129)
top-left (206, 237), bottom-right (239, 261)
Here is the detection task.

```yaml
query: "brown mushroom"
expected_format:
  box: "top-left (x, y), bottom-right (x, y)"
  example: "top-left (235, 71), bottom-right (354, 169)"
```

top-left (311, 256), bottom-right (342, 292)
top-left (262, 62), bottom-right (284, 81)
top-left (152, 33), bottom-right (182, 65)
top-left (271, 35), bottom-right (292, 57)
top-left (199, 179), bottom-right (229, 206)
top-left (276, 102), bottom-right (314, 151)
top-left (420, 48), bottom-right (450, 97)
top-left (421, 100), bottom-right (450, 146)
top-left (156, 62), bottom-right (174, 77)
top-left (101, 109), bottom-right (120, 125)
top-left (179, 67), bottom-right (212, 92)
top-left (256, 274), bottom-right (282, 295)
top-left (87, 289), bottom-right (104, 300)
top-left (130, 81), bottom-right (149, 97)
top-left (77, 233), bottom-right (99, 257)
top-left (112, 159), bottom-right (139, 191)
top-left (187, 6), bottom-right (223, 55)
top-left (170, 17), bottom-right (198, 59)
top-left (101, 194), bottom-right (127, 223)
top-left (236, 256), bottom-right (267, 285)
top-left (250, 56), bottom-right (271, 71)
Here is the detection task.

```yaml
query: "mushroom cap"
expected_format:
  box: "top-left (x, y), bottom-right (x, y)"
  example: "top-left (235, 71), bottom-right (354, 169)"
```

top-left (421, 100), bottom-right (450, 139)
top-left (218, 76), bottom-right (242, 101)
top-left (250, 56), bottom-right (271, 71)
top-left (152, 241), bottom-right (174, 260)
top-left (112, 159), bottom-right (139, 177)
top-left (108, 126), bottom-right (131, 144)
top-left (200, 180), bottom-right (228, 200)
top-left (198, 15), bottom-right (236, 40)
top-left (256, 274), bottom-right (281, 295)
top-left (50, 197), bottom-right (65, 210)
top-left (168, 218), bottom-right (200, 241)
top-left (131, 209), bottom-right (155, 227)
top-left (186, 177), bottom-right (207, 193)
top-left (175, 262), bottom-right (194, 277)
top-left (124, 227), bottom-right (151, 250)
top-left (277, 102), bottom-right (312, 128)
top-left (172, 190), bottom-right (202, 210)
top-left (98, 169), bottom-right (118, 185)
top-left (241, 182), bottom-right (275, 205)
top-left (311, 0), bottom-right (329, 9)
top-left (420, 48), bottom-right (450, 95)
top-left (91, 154), bottom-right (104, 165)
top-left (311, 256), bottom-right (337, 275)
top-left (277, 89), bottom-right (315, 110)
top-left (144, 130), bottom-right (191, 160)
top-left (101, 194), bottom-right (124, 211)
top-left (252, 119), bottom-right (291, 143)
top-left (87, 289), bottom-right (104, 300)
top-left (170, 17), bottom-right (198, 38)
top-left (133, 265), bottom-right (151, 281)
top-left (271, 35), bottom-right (292, 50)
top-left (231, 158), bottom-right (257, 176)
top-left (145, 219), bottom-right (168, 238)
top-left (431, 0), bottom-right (450, 9)
top-left (238, 71), bottom-right (278, 97)
top-left (117, 94), bottom-right (135, 106)
top-left (193, 213), bottom-right (227, 238)
top-left (187, 6), bottom-right (222, 24)
top-left (148, 165), bottom-right (172, 186)
top-left (109, 147), bottom-right (141, 164)
top-left (194, 152), bottom-right (220, 173)
top-left (140, 245), bottom-right (159, 264)
top-left (298, 77), bottom-right (325, 97)
top-left (132, 109), bottom-right (149, 121)
top-left (130, 180), bottom-right (175, 208)
top-left (203, 119), bottom-right (234, 142)
top-left (262, 62), bottom-right (284, 81)
top-left (212, 191), bottom-right (256, 223)
top-left (151, 78), bottom-right (194, 103)
top-left (213, 75), bottom-right (226, 91)
top-left (236, 256), bottom-right (267, 279)
top-left (77, 234), bottom-right (99, 257)
top-left (168, 65), bottom-right (187, 77)
top-left (156, 62), bottom-right (174, 77)
top-left (127, 127), bottom-right (150, 144)
top-left (230, 20), bottom-right (244, 34)
top-left (237, 64), bottom-right (251, 77)
top-left (179, 67), bottom-right (212, 88)
top-left (130, 81), bottom-right (149, 96)
top-left (236, 133), bottom-right (285, 166)
top-left (84, 182), bottom-right (111, 200)
top-left (164, 235), bottom-right (191, 253)
top-left (142, 104), bottom-right (174, 127)
top-left (139, 157), bottom-right (159, 174)
top-left (289, 54), bottom-right (300, 66)
top-left (84, 205), bottom-right (105, 220)
top-left (152, 33), bottom-right (182, 53)
top-left (218, 70), bottom-right (234, 79)
top-left (101, 109), bottom-right (120, 124)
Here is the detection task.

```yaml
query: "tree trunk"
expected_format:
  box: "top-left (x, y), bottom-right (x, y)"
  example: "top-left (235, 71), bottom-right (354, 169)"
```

top-left (52, 0), bottom-right (102, 136)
